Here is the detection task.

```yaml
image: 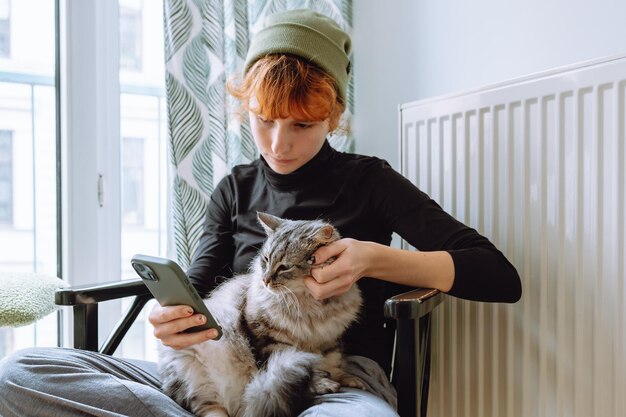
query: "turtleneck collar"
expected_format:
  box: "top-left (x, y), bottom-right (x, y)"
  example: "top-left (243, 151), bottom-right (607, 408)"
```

top-left (260, 140), bottom-right (335, 190)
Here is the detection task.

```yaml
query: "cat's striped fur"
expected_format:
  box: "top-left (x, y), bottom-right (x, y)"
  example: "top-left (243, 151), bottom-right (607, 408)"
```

top-left (158, 213), bottom-right (364, 417)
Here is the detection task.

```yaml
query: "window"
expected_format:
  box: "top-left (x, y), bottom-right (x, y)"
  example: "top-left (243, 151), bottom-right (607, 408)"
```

top-left (0, 0), bottom-right (9, 58)
top-left (0, 130), bottom-right (12, 224)
top-left (0, 0), bottom-right (58, 359)
top-left (119, 0), bottom-right (142, 71)
top-left (0, 0), bottom-right (166, 361)
top-left (117, 0), bottom-right (166, 361)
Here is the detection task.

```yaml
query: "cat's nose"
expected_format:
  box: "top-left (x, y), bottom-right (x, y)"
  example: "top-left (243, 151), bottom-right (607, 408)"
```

top-left (262, 276), bottom-right (272, 286)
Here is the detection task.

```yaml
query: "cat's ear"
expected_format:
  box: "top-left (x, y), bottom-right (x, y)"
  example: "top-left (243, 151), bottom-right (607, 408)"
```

top-left (315, 225), bottom-right (337, 244)
top-left (257, 212), bottom-right (282, 235)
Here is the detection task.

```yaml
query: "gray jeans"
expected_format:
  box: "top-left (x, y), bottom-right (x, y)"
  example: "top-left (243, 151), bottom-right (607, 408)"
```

top-left (0, 347), bottom-right (398, 417)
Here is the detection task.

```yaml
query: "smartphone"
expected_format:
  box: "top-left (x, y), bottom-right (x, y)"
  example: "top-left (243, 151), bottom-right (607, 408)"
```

top-left (131, 254), bottom-right (222, 339)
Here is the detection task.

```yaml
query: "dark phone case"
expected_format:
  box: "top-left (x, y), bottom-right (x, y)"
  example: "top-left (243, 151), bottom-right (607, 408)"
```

top-left (131, 254), bottom-right (223, 339)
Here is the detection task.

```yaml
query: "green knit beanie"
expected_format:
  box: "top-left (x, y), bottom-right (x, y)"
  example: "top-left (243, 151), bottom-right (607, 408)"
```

top-left (244, 9), bottom-right (352, 103)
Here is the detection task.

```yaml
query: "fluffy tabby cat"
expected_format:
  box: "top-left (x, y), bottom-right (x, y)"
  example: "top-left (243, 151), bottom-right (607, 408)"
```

top-left (159, 212), bottom-right (365, 417)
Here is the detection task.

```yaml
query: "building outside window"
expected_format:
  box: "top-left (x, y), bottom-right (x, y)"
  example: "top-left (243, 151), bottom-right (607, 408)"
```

top-left (0, 0), bottom-right (10, 58)
top-left (122, 136), bottom-right (145, 226)
top-left (0, 130), bottom-right (12, 224)
top-left (119, 0), bottom-right (142, 71)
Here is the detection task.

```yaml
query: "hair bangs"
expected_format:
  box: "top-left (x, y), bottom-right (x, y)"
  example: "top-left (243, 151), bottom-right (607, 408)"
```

top-left (228, 55), bottom-right (345, 131)
top-left (252, 77), bottom-right (336, 123)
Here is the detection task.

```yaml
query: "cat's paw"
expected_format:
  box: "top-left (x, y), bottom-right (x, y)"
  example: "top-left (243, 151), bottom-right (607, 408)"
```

top-left (339, 374), bottom-right (367, 390)
top-left (203, 412), bottom-right (228, 417)
top-left (202, 410), bottom-right (229, 417)
top-left (198, 405), bottom-right (229, 417)
top-left (312, 377), bottom-right (341, 394)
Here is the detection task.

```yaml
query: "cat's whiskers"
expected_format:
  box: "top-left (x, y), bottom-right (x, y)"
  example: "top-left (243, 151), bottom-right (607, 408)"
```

top-left (277, 285), bottom-right (299, 316)
top-left (275, 288), bottom-right (291, 315)
top-left (282, 286), bottom-right (302, 319)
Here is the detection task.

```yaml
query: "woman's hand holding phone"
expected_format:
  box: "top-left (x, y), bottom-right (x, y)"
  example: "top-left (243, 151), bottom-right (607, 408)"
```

top-left (148, 303), bottom-right (220, 350)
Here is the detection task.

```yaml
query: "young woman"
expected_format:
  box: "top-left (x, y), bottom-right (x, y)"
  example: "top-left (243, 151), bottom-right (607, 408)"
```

top-left (148, 8), bottom-right (521, 417)
top-left (0, 9), bottom-right (521, 417)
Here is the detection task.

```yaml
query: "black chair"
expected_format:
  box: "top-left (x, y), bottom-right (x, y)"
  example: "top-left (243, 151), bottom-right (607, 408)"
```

top-left (56, 280), bottom-right (443, 417)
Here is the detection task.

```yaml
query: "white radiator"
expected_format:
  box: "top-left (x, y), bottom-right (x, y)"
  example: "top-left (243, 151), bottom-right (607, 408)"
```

top-left (399, 55), bottom-right (626, 417)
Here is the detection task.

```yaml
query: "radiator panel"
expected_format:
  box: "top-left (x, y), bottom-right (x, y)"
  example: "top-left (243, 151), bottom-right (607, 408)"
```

top-left (399, 56), bottom-right (626, 417)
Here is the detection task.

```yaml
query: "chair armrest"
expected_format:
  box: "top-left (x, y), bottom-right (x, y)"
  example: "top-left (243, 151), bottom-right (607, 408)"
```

top-left (55, 278), bottom-right (150, 306)
top-left (384, 288), bottom-right (444, 320)
top-left (385, 288), bottom-right (444, 417)
top-left (54, 278), bottom-right (153, 354)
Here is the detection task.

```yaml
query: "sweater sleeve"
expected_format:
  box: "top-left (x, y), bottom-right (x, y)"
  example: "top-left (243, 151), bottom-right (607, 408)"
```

top-left (369, 160), bottom-right (521, 303)
top-left (186, 176), bottom-right (236, 298)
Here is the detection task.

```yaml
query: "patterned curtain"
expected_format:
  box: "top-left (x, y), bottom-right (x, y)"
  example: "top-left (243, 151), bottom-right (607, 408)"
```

top-left (163, 0), bottom-right (354, 268)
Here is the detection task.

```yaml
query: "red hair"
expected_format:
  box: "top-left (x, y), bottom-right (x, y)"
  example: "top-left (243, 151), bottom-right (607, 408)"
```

top-left (227, 55), bottom-right (345, 132)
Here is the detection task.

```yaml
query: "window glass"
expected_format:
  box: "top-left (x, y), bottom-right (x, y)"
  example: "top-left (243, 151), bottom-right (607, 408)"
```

top-left (0, 0), bottom-right (58, 359)
top-left (117, 0), bottom-right (166, 361)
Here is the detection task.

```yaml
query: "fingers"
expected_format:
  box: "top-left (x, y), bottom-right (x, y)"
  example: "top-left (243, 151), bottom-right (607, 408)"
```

top-left (306, 238), bottom-right (367, 300)
top-left (148, 304), bottom-right (193, 326)
top-left (304, 276), bottom-right (353, 301)
top-left (148, 304), bottom-right (218, 350)
top-left (310, 254), bottom-right (355, 284)
top-left (310, 263), bottom-right (338, 284)
top-left (152, 311), bottom-right (205, 339)
top-left (160, 328), bottom-right (219, 350)
top-left (312, 239), bottom-right (347, 265)
top-left (310, 244), bottom-right (347, 284)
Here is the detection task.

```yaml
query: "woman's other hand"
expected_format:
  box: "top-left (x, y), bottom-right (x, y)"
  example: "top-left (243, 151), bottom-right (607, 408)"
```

top-left (305, 238), bottom-right (374, 300)
top-left (148, 303), bottom-right (219, 350)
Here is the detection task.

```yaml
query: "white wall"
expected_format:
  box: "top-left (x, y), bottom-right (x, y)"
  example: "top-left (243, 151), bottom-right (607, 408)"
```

top-left (352, 0), bottom-right (421, 166)
top-left (353, 0), bottom-right (626, 167)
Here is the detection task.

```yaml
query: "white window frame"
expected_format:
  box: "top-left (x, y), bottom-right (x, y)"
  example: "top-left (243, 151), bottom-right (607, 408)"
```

top-left (59, 0), bottom-right (122, 345)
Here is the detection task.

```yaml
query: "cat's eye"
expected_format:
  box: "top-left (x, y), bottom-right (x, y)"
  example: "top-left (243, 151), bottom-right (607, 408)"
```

top-left (276, 264), bottom-right (291, 274)
top-left (261, 256), bottom-right (269, 268)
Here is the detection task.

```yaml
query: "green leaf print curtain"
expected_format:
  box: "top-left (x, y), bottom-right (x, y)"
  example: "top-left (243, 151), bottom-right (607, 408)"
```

top-left (163, 0), bottom-right (354, 268)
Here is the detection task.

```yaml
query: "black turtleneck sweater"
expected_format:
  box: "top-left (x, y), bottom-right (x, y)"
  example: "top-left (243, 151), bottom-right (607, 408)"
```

top-left (187, 141), bottom-right (521, 374)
